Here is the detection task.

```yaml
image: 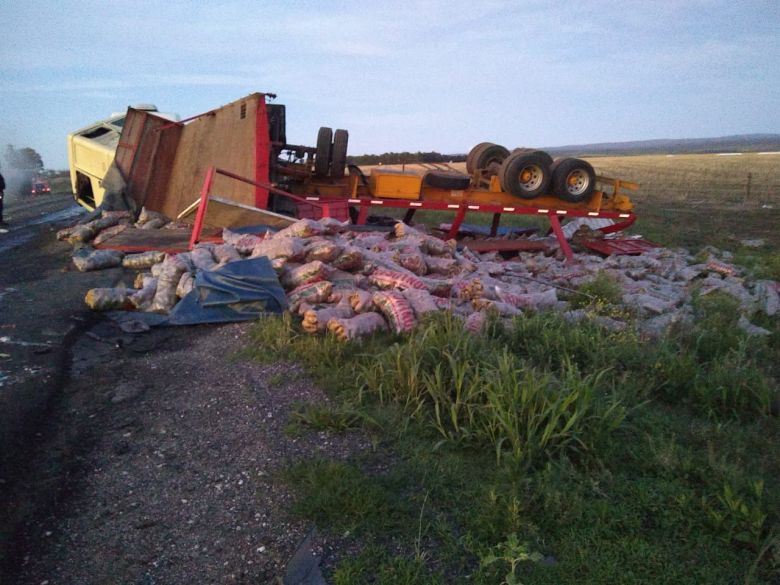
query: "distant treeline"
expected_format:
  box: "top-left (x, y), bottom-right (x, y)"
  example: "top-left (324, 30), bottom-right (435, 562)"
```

top-left (347, 152), bottom-right (467, 165)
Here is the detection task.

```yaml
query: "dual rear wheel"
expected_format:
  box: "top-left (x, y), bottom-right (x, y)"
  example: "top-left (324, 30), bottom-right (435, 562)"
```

top-left (466, 142), bottom-right (595, 202)
top-left (314, 127), bottom-right (349, 178)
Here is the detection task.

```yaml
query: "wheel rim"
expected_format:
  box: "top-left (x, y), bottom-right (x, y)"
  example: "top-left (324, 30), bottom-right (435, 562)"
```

top-left (565, 169), bottom-right (589, 196)
top-left (517, 164), bottom-right (544, 191)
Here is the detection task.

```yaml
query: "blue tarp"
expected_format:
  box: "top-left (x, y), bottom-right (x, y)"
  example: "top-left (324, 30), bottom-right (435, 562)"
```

top-left (109, 256), bottom-right (287, 328)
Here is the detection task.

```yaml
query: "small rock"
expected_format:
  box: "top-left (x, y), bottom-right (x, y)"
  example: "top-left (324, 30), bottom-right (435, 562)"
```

top-left (754, 280), bottom-right (779, 316)
top-left (622, 293), bottom-right (674, 315)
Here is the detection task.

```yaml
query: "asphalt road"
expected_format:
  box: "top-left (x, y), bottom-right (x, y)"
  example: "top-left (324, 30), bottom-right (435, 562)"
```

top-left (0, 190), bottom-right (118, 571)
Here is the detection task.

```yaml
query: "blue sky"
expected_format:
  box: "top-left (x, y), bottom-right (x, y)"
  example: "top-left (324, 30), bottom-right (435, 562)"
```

top-left (1, 0), bottom-right (778, 169)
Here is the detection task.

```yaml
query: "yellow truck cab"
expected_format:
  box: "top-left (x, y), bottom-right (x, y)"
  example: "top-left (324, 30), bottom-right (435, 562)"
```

top-left (67, 105), bottom-right (178, 210)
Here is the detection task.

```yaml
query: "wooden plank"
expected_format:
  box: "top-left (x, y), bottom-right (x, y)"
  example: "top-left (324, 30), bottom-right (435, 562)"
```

top-left (182, 195), bottom-right (295, 230)
top-left (93, 227), bottom-right (194, 253)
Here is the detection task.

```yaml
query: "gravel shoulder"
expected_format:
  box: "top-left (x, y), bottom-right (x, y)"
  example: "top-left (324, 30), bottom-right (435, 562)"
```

top-left (10, 322), bottom-right (368, 584)
top-left (1, 193), bottom-right (369, 583)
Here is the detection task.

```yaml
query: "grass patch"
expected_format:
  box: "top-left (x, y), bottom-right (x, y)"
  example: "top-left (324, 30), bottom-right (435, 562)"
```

top-left (565, 270), bottom-right (623, 310)
top-left (249, 268), bottom-right (778, 582)
top-left (288, 402), bottom-right (367, 434)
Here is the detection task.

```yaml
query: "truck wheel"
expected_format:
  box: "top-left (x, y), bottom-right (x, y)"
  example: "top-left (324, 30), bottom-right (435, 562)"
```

top-left (331, 129), bottom-right (349, 178)
top-left (467, 143), bottom-right (509, 174)
top-left (423, 170), bottom-right (471, 190)
top-left (466, 142), bottom-right (494, 173)
top-left (314, 127), bottom-right (332, 177)
top-left (513, 148), bottom-right (553, 168)
top-left (550, 158), bottom-right (595, 202)
top-left (499, 150), bottom-right (551, 199)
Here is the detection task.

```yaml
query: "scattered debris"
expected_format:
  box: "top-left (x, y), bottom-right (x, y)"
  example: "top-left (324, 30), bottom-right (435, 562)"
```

top-left (53, 211), bottom-right (778, 341)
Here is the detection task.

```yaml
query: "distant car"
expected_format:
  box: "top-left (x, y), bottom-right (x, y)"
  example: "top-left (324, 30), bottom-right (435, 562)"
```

top-left (31, 178), bottom-right (51, 194)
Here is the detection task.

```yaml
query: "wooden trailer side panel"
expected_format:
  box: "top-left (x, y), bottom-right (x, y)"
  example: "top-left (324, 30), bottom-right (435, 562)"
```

top-left (158, 95), bottom-right (260, 220)
top-left (116, 108), bottom-right (182, 210)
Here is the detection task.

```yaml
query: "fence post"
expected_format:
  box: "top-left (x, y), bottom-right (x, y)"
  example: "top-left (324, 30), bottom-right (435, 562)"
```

top-left (745, 172), bottom-right (752, 202)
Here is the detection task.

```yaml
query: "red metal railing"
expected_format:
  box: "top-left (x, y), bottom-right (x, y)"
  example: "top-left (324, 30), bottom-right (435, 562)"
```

top-left (189, 166), bottom-right (339, 249)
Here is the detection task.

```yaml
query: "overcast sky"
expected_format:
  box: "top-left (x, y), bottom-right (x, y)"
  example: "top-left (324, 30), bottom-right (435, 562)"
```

top-left (1, 0), bottom-right (778, 169)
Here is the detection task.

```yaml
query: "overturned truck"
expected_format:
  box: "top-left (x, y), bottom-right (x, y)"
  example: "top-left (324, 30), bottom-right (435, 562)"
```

top-left (70, 92), bottom-right (639, 260)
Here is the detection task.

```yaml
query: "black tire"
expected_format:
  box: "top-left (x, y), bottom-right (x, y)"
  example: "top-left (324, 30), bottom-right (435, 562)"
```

top-left (314, 127), bottom-right (332, 177)
top-left (499, 150), bottom-right (551, 199)
top-left (513, 148), bottom-right (553, 168)
top-left (466, 142), bottom-right (494, 174)
top-left (331, 129), bottom-right (349, 178)
top-left (550, 157), bottom-right (595, 203)
top-left (423, 170), bottom-right (471, 190)
top-left (466, 142), bottom-right (509, 174)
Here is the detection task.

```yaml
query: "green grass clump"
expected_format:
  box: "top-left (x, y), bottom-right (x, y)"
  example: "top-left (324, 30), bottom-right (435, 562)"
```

top-left (566, 270), bottom-right (623, 310)
top-left (288, 402), bottom-right (369, 434)
top-left (353, 313), bottom-right (625, 469)
top-left (733, 249), bottom-right (780, 281)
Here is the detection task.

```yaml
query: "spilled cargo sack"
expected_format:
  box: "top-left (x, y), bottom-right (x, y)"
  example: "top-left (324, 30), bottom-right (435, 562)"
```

top-left (212, 244), bottom-right (241, 265)
top-left (176, 271), bottom-right (195, 298)
top-left (401, 289), bottom-right (439, 317)
top-left (302, 304), bottom-right (354, 333)
top-left (72, 249), bottom-right (124, 272)
top-left (328, 312), bottom-right (387, 341)
top-left (331, 247), bottom-right (364, 271)
top-left (150, 255), bottom-right (188, 313)
top-left (273, 218), bottom-right (322, 239)
top-left (288, 281), bottom-right (333, 309)
top-left (373, 291), bottom-right (417, 333)
top-left (281, 261), bottom-right (328, 288)
top-left (122, 251), bottom-right (165, 269)
top-left (130, 277), bottom-right (158, 310)
top-left (85, 287), bottom-right (131, 311)
top-left (137, 206), bottom-right (169, 227)
top-left (222, 228), bottom-right (265, 254)
top-left (348, 290), bottom-right (375, 313)
top-left (305, 240), bottom-right (343, 263)
top-left (368, 268), bottom-right (427, 291)
top-left (251, 237), bottom-right (305, 261)
top-left (190, 247), bottom-right (217, 271)
top-left (67, 224), bottom-right (97, 244)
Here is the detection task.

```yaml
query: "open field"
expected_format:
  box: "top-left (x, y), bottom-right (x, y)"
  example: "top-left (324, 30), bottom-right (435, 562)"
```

top-left (588, 153), bottom-right (780, 254)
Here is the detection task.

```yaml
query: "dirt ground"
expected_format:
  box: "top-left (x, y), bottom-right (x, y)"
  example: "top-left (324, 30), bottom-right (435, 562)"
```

top-left (0, 191), bottom-right (365, 583)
